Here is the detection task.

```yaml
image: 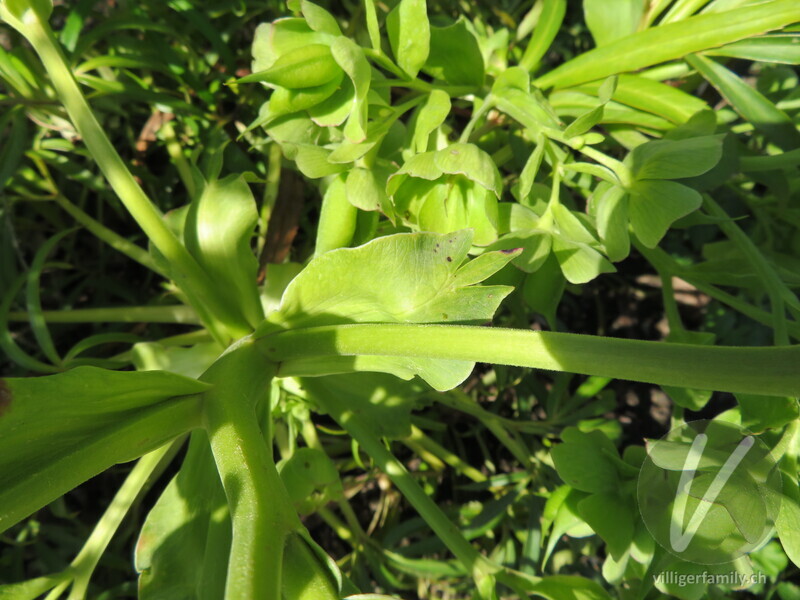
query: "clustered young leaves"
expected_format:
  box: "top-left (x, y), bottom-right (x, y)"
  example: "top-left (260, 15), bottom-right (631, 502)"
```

top-left (1, 0), bottom-right (800, 599)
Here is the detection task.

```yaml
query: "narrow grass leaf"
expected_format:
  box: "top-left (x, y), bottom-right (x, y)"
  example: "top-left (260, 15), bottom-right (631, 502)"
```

top-left (536, 0), bottom-right (800, 89)
top-left (687, 54), bottom-right (800, 151)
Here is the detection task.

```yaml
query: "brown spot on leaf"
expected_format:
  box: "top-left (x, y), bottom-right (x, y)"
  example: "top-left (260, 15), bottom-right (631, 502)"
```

top-left (0, 380), bottom-right (11, 417)
top-left (446, 256), bottom-right (452, 262)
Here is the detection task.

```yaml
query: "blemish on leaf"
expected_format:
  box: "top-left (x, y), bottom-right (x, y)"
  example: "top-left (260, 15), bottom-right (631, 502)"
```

top-left (442, 313), bottom-right (448, 320)
top-left (0, 380), bottom-right (11, 417)
top-left (501, 247), bottom-right (522, 254)
top-left (446, 256), bottom-right (452, 262)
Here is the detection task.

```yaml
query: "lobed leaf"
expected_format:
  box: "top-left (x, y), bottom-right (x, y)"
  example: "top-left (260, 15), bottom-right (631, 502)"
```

top-left (261, 231), bottom-right (517, 389)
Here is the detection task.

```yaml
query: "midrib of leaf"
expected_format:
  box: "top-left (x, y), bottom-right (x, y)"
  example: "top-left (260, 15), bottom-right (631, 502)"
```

top-left (535, 0), bottom-right (800, 89)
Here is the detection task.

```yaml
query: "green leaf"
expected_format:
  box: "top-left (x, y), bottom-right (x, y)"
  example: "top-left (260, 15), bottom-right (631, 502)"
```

top-left (687, 54), bottom-right (800, 151)
top-left (408, 89), bottom-right (450, 153)
top-left (283, 143), bottom-right (348, 178)
top-left (278, 447), bottom-right (343, 515)
top-left (315, 174), bottom-right (357, 254)
top-left (551, 205), bottom-right (615, 284)
top-left (308, 80), bottom-right (355, 127)
top-left (136, 433), bottom-right (229, 600)
top-left (519, 141), bottom-right (546, 200)
top-left (489, 228), bottom-right (552, 273)
top-left (536, 0), bottom-right (800, 89)
top-left (564, 105), bottom-right (604, 138)
top-left (494, 87), bottom-right (562, 133)
top-left (630, 135), bottom-right (724, 180)
top-left (238, 44), bottom-right (341, 88)
top-left (267, 73), bottom-right (345, 118)
top-left (0, 574), bottom-right (69, 600)
top-left (542, 486), bottom-right (593, 567)
top-left (519, 0), bottom-right (566, 71)
top-left (629, 180), bottom-right (702, 247)
top-left (423, 18), bottom-right (484, 87)
top-left (362, 0), bottom-right (381, 51)
top-left (737, 394), bottom-right (800, 432)
top-left (0, 368), bottom-right (207, 533)
top-left (574, 74), bottom-right (708, 124)
top-left (777, 475), bottom-right (800, 569)
top-left (522, 253), bottom-right (566, 327)
top-left (184, 175), bottom-right (263, 329)
top-left (132, 341), bottom-right (223, 380)
top-left (262, 231), bottom-right (516, 389)
top-left (281, 533), bottom-right (340, 600)
top-left (452, 248), bottom-right (522, 287)
top-left (387, 151), bottom-right (443, 193)
top-left (416, 179), bottom-right (500, 246)
top-left (706, 33), bottom-right (800, 64)
top-left (251, 18), bottom-right (332, 73)
top-left (262, 262), bottom-right (304, 315)
top-left (0, 111), bottom-right (27, 190)
top-left (387, 0), bottom-right (430, 78)
top-left (0, 0), bottom-right (52, 22)
top-left (433, 143), bottom-right (503, 195)
top-left (330, 37), bottom-right (371, 142)
top-left (269, 230), bottom-right (511, 328)
top-left (302, 372), bottom-right (426, 439)
top-left (583, 0), bottom-right (644, 47)
top-left (346, 166), bottom-right (394, 217)
top-left (551, 427), bottom-right (620, 494)
top-left (292, 0), bottom-right (342, 36)
top-left (577, 493), bottom-right (635, 560)
top-left (594, 184), bottom-right (630, 262)
top-left (25, 230), bottom-right (73, 367)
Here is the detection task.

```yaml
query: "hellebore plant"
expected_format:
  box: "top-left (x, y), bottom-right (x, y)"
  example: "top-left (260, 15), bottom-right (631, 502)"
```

top-left (1, 0), bottom-right (800, 598)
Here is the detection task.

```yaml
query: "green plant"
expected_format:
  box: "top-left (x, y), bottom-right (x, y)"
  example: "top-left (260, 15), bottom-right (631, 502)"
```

top-left (1, 0), bottom-right (799, 598)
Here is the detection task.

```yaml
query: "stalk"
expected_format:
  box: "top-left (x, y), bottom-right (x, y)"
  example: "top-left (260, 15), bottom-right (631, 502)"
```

top-left (261, 324), bottom-right (800, 397)
top-left (201, 338), bottom-right (301, 600)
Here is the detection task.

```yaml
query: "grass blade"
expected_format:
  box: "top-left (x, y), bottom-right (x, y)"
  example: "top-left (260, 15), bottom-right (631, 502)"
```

top-left (536, 0), bottom-right (800, 89)
top-left (687, 54), bottom-right (800, 150)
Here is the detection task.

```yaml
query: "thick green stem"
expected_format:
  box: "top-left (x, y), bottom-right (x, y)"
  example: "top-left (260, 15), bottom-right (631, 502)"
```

top-left (201, 339), bottom-right (301, 600)
top-left (261, 324), bottom-right (800, 397)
